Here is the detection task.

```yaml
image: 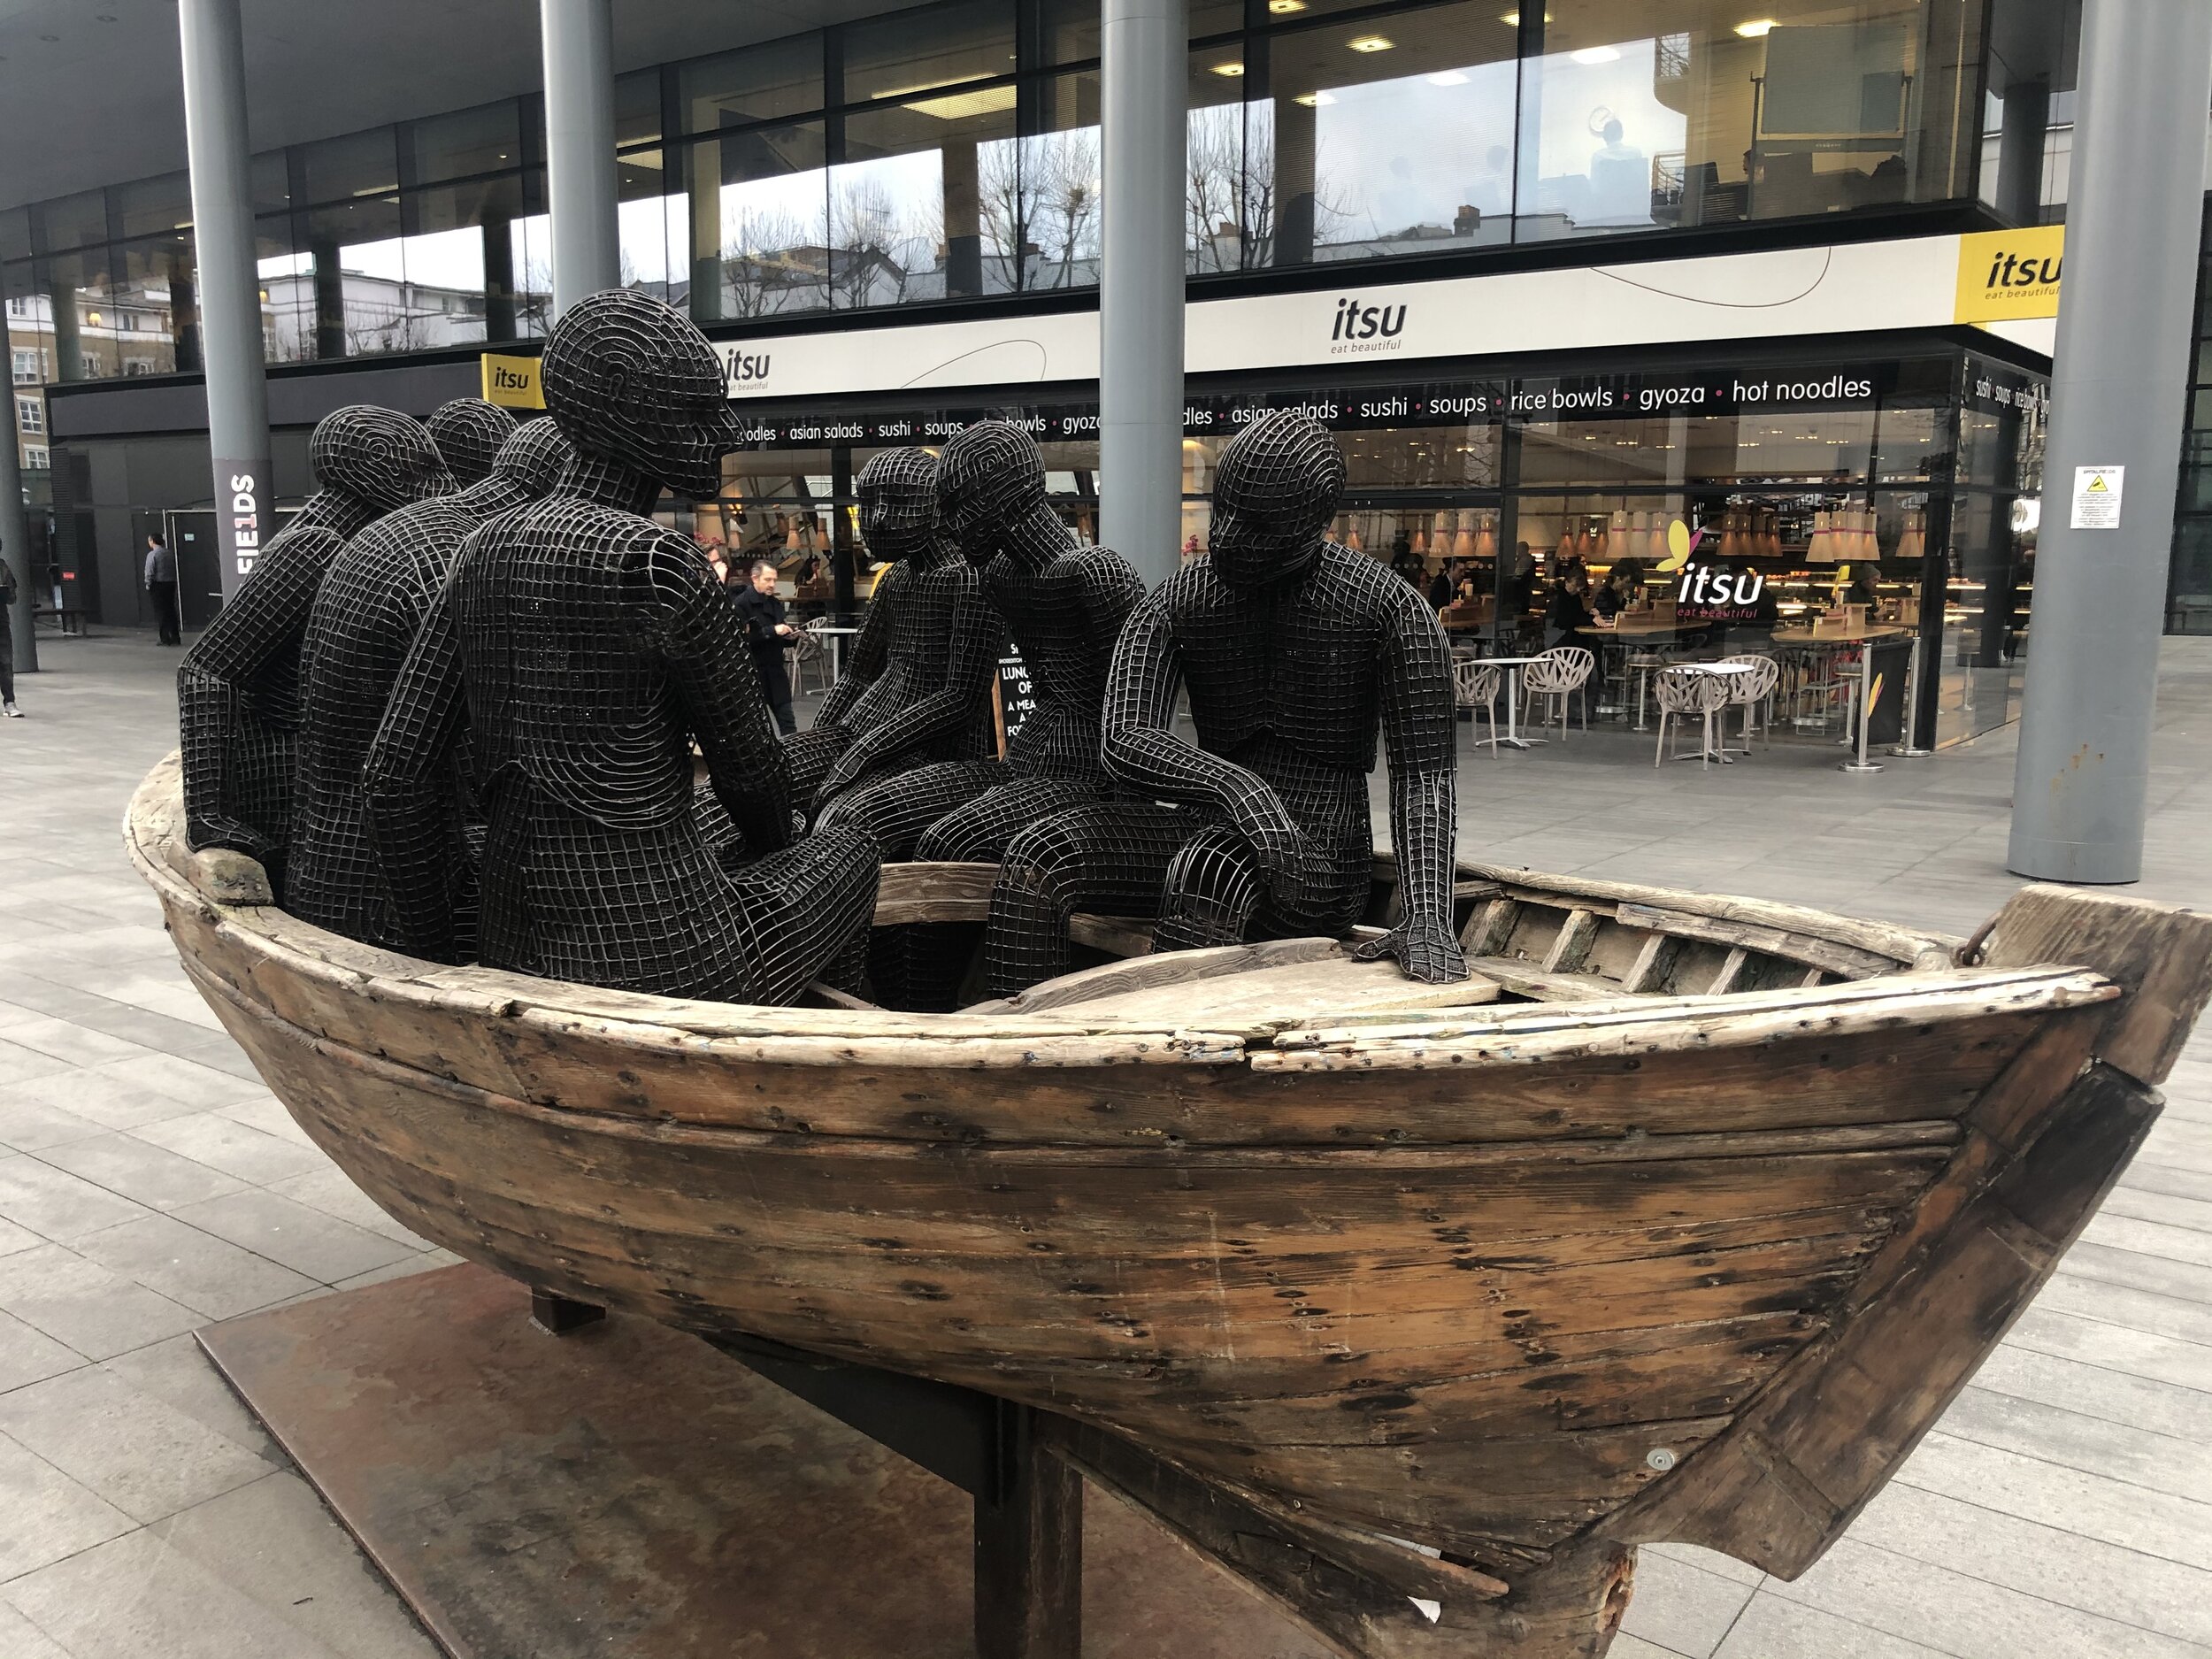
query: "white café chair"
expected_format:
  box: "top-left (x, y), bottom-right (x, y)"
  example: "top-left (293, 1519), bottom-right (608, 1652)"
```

top-left (1652, 666), bottom-right (1733, 769)
top-left (1717, 653), bottom-right (1781, 750)
top-left (1453, 657), bottom-right (1502, 754)
top-left (1523, 646), bottom-right (1595, 738)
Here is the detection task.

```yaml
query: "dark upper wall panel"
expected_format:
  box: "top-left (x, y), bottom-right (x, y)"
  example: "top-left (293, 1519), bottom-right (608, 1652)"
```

top-left (0, 0), bottom-right (902, 212)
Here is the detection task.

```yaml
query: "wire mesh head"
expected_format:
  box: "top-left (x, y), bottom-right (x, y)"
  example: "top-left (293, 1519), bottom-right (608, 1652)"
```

top-left (1210, 411), bottom-right (1345, 588)
top-left (484, 416), bottom-right (579, 501)
top-left (856, 447), bottom-right (939, 562)
top-left (541, 288), bottom-right (744, 500)
top-left (426, 398), bottom-right (518, 489)
top-left (937, 421), bottom-right (1046, 558)
top-left (309, 406), bottom-right (455, 512)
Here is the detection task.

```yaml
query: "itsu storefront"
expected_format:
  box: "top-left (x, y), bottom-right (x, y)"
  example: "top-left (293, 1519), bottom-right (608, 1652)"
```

top-left (695, 234), bottom-right (2049, 753)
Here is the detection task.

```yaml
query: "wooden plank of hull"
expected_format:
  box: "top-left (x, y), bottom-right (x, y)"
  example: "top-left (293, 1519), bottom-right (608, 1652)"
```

top-left (1459, 863), bottom-right (1960, 970)
top-left (1601, 887), bottom-right (2199, 1580)
top-left (196, 954), bottom-right (1970, 1558)
top-left (173, 928), bottom-right (2057, 1153)
top-left (1982, 881), bottom-right (2212, 1086)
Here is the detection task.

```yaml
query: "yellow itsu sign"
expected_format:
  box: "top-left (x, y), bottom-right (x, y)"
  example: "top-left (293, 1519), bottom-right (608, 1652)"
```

top-left (480, 352), bottom-right (546, 410)
top-left (1955, 226), bottom-right (2064, 323)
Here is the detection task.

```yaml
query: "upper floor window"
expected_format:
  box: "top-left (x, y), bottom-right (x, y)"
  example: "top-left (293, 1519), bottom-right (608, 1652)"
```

top-left (15, 396), bottom-right (43, 434)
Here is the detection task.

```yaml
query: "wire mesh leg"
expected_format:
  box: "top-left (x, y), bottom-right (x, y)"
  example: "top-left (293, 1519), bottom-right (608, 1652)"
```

top-left (783, 724), bottom-right (853, 813)
top-left (1153, 825), bottom-right (1264, 956)
top-left (984, 803), bottom-right (1194, 999)
top-left (819, 759), bottom-right (1006, 862)
top-left (726, 826), bottom-right (883, 1005)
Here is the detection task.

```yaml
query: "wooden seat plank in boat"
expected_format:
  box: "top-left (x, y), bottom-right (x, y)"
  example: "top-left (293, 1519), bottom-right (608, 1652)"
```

top-left (973, 938), bottom-right (1502, 1032)
top-left (122, 752), bottom-right (2212, 1659)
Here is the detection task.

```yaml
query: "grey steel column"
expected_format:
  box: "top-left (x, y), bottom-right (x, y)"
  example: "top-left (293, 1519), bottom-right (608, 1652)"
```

top-left (1097, 0), bottom-right (1187, 586)
top-left (0, 385), bottom-right (35, 676)
top-left (2007, 0), bottom-right (2212, 882)
top-left (178, 0), bottom-right (272, 605)
top-left (541, 0), bottom-right (619, 317)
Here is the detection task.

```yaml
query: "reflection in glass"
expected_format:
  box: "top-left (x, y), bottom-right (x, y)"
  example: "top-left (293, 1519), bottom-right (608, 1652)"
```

top-left (1023, 73), bottom-right (1102, 290)
top-left (841, 0), bottom-right (1016, 102)
top-left (835, 100), bottom-right (1020, 304)
top-left (1269, 4), bottom-right (1517, 264)
top-left (680, 36), bottom-right (824, 131)
top-left (686, 126), bottom-right (830, 320)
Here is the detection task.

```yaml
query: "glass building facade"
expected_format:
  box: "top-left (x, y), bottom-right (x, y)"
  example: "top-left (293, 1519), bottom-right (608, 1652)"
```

top-left (0, 0), bottom-right (2090, 719)
top-left (3, 0), bottom-right (2028, 386)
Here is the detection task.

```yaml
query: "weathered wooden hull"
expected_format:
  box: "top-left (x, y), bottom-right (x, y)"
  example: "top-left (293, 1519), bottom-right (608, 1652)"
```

top-left (125, 755), bottom-right (2209, 1656)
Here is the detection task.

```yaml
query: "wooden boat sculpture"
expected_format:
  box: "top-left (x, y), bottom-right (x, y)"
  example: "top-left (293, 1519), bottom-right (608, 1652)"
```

top-left (126, 753), bottom-right (2212, 1658)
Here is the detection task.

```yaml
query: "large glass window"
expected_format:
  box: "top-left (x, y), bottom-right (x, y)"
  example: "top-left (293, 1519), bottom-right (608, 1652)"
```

top-left (0, 0), bottom-right (2018, 365)
top-left (687, 126), bottom-right (831, 320)
top-left (680, 37), bottom-right (825, 132)
top-left (842, 0), bottom-right (1016, 104)
top-left (836, 98), bottom-right (1019, 304)
top-left (1267, 1), bottom-right (1518, 263)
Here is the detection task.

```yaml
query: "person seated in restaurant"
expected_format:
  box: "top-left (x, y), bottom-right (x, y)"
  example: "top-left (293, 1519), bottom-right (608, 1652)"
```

top-left (1592, 565), bottom-right (1634, 621)
top-left (1544, 567), bottom-right (1595, 647)
top-left (1498, 541), bottom-right (1537, 620)
top-left (1428, 559), bottom-right (1457, 611)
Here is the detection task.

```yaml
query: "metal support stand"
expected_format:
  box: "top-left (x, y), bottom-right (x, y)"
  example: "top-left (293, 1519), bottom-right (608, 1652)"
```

top-left (708, 1332), bottom-right (1081, 1659)
top-left (529, 1288), bottom-right (606, 1336)
top-left (1892, 636), bottom-right (1933, 757)
top-left (1841, 648), bottom-right (1884, 773)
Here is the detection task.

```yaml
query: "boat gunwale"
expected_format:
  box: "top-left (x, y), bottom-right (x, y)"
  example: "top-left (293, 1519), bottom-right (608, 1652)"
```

top-left (128, 753), bottom-right (2004, 1069)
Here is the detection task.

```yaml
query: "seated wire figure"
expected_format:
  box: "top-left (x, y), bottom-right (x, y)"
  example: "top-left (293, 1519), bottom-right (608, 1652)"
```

top-left (986, 411), bottom-right (1467, 994)
top-left (178, 405), bottom-right (454, 894)
top-left (362, 290), bottom-right (879, 1004)
top-left (813, 421), bottom-right (1143, 863)
top-left (794, 423), bottom-right (1140, 1007)
top-left (288, 418), bottom-right (577, 956)
top-left (426, 398), bottom-right (517, 490)
top-left (783, 447), bottom-right (1003, 814)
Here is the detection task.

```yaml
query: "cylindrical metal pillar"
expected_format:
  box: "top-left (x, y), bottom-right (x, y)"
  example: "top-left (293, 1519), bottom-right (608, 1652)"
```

top-left (1097, 0), bottom-right (1187, 588)
top-left (541, 0), bottom-right (620, 318)
top-left (2007, 0), bottom-right (2212, 882)
top-left (0, 383), bottom-right (37, 677)
top-left (179, 0), bottom-right (273, 605)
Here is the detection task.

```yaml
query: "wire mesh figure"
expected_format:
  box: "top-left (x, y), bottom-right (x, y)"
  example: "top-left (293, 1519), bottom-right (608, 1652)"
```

top-left (793, 423), bottom-right (1140, 1006)
top-left (426, 398), bottom-right (517, 490)
top-left (986, 411), bottom-right (1468, 994)
top-left (178, 406), bottom-right (455, 894)
top-left (288, 418), bottom-right (576, 957)
top-left (362, 290), bottom-right (879, 1003)
top-left (814, 421), bottom-right (1143, 864)
top-left (784, 448), bottom-right (1003, 814)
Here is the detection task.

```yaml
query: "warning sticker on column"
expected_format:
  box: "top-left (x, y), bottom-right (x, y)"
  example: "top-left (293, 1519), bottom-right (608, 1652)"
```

top-left (2070, 465), bottom-right (2124, 530)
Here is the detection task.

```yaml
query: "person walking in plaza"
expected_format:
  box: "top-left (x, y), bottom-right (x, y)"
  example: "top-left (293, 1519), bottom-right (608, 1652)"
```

top-left (144, 531), bottom-right (181, 645)
top-left (734, 555), bottom-right (799, 735)
top-left (0, 546), bottom-right (20, 717)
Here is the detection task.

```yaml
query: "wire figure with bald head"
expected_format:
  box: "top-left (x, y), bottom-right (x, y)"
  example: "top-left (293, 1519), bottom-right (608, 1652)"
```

top-left (983, 411), bottom-right (1467, 994)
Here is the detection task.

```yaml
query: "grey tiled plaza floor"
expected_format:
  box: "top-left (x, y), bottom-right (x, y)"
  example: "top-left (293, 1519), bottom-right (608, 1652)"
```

top-left (1, 626), bottom-right (2208, 1658)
